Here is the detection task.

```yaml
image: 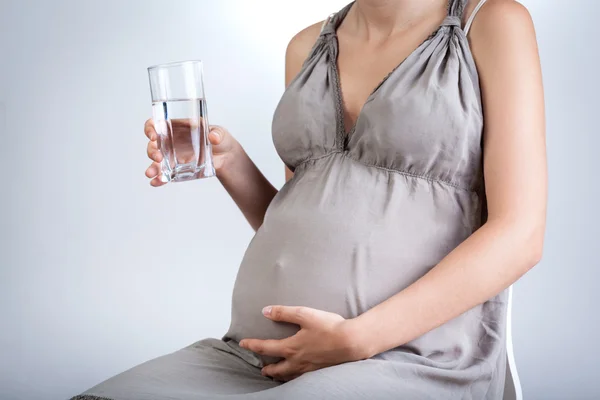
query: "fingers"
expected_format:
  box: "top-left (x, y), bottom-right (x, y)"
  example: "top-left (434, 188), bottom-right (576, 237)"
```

top-left (144, 119), bottom-right (164, 185)
top-left (261, 360), bottom-right (305, 382)
top-left (150, 176), bottom-right (166, 187)
top-left (145, 118), bottom-right (162, 185)
top-left (146, 163), bottom-right (166, 187)
top-left (262, 306), bottom-right (314, 326)
top-left (239, 338), bottom-right (291, 358)
top-left (145, 162), bottom-right (160, 178)
top-left (146, 141), bottom-right (163, 163)
top-left (144, 118), bottom-right (157, 140)
top-left (145, 119), bottom-right (163, 169)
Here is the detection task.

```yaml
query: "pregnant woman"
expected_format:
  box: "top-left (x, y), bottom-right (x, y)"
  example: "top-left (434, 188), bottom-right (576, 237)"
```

top-left (74, 0), bottom-right (546, 398)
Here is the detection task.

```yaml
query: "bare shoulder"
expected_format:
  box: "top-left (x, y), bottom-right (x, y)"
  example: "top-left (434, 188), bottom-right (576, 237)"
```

top-left (286, 21), bottom-right (324, 62)
top-left (285, 21), bottom-right (324, 86)
top-left (467, 0), bottom-right (535, 41)
top-left (467, 0), bottom-right (544, 132)
top-left (467, 0), bottom-right (538, 74)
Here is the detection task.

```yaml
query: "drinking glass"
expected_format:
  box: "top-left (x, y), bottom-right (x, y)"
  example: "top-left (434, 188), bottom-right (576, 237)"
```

top-left (148, 60), bottom-right (216, 182)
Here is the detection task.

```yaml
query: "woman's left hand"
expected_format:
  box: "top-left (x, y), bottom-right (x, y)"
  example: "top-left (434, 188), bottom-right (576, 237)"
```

top-left (239, 306), bottom-right (370, 382)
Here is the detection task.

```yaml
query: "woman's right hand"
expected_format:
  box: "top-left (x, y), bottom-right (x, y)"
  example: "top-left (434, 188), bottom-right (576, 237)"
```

top-left (144, 119), bottom-right (240, 186)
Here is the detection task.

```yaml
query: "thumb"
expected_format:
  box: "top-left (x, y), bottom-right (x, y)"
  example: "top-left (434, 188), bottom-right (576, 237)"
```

top-left (208, 126), bottom-right (224, 145)
top-left (208, 125), bottom-right (235, 155)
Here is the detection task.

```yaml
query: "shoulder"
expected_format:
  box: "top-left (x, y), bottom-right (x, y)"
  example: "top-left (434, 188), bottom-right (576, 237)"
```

top-left (467, 0), bottom-right (543, 129)
top-left (467, 0), bottom-right (538, 76)
top-left (285, 21), bottom-right (324, 86)
top-left (286, 21), bottom-right (324, 64)
top-left (467, 0), bottom-right (535, 41)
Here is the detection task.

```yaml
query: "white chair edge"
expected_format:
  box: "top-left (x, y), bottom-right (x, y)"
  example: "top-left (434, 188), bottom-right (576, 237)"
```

top-left (504, 285), bottom-right (524, 400)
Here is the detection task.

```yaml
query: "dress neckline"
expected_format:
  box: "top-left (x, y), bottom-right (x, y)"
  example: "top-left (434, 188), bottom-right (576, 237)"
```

top-left (325, 1), bottom-right (464, 149)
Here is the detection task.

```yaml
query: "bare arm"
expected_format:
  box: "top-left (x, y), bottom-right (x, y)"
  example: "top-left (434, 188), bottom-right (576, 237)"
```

top-left (217, 23), bottom-right (322, 228)
top-left (348, 0), bottom-right (547, 356)
top-left (144, 122), bottom-right (275, 232)
top-left (215, 139), bottom-right (278, 231)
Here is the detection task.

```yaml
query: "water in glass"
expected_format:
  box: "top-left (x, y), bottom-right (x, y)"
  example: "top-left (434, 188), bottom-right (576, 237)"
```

top-left (151, 98), bottom-right (215, 182)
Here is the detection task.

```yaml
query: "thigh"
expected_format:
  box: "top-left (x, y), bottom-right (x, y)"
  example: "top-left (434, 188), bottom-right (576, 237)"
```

top-left (246, 359), bottom-right (441, 400)
top-left (72, 338), bottom-right (279, 400)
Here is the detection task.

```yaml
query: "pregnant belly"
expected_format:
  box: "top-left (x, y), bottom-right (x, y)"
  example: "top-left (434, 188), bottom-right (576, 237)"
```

top-left (224, 157), bottom-right (478, 346)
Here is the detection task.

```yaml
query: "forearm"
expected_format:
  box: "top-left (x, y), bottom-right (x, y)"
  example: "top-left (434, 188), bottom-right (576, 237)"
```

top-left (216, 141), bottom-right (278, 231)
top-left (351, 219), bottom-right (543, 358)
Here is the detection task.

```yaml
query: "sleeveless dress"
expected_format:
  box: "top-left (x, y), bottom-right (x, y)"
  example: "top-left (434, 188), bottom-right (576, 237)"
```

top-left (74, 1), bottom-right (508, 399)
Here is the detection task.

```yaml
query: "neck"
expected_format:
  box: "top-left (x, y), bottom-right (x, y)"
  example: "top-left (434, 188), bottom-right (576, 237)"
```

top-left (350, 0), bottom-right (447, 37)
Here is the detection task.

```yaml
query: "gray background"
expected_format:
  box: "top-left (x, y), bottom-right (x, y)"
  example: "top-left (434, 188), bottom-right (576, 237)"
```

top-left (0, 0), bottom-right (597, 399)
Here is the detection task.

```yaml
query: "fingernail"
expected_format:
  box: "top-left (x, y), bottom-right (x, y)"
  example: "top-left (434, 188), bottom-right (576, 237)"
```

top-left (211, 130), bottom-right (221, 141)
top-left (262, 306), bottom-right (272, 316)
top-left (239, 340), bottom-right (245, 347)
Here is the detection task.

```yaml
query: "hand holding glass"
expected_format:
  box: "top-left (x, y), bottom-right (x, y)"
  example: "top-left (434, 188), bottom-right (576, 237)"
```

top-left (148, 60), bottom-right (216, 182)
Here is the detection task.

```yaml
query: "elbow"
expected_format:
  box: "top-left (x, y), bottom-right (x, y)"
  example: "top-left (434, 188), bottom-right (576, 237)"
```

top-left (491, 216), bottom-right (545, 273)
top-left (525, 234), bottom-right (544, 270)
top-left (519, 223), bottom-right (545, 272)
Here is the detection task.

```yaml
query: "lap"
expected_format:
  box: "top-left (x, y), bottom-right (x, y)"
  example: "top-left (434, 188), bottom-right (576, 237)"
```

top-left (244, 358), bottom-right (441, 400)
top-left (73, 338), bottom-right (279, 400)
top-left (73, 339), bottom-right (455, 400)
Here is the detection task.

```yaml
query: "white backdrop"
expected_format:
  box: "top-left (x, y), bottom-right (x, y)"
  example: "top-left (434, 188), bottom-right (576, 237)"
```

top-left (0, 1), bottom-right (598, 399)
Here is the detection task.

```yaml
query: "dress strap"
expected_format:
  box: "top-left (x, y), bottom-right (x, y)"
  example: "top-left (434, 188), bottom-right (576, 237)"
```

top-left (464, 0), bottom-right (488, 35)
top-left (320, 2), bottom-right (354, 36)
top-left (320, 13), bottom-right (337, 33)
top-left (447, 0), bottom-right (467, 18)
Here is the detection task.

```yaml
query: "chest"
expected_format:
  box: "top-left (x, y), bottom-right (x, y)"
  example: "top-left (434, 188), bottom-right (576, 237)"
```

top-left (336, 45), bottom-right (400, 133)
top-left (335, 20), bottom-right (444, 134)
top-left (272, 22), bottom-right (484, 190)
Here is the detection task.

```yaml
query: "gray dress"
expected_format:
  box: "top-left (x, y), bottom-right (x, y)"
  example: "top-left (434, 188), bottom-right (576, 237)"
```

top-left (73, 1), bottom-right (508, 399)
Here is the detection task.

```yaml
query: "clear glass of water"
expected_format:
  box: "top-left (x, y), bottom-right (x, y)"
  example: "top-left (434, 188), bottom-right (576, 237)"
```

top-left (148, 60), bottom-right (216, 183)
